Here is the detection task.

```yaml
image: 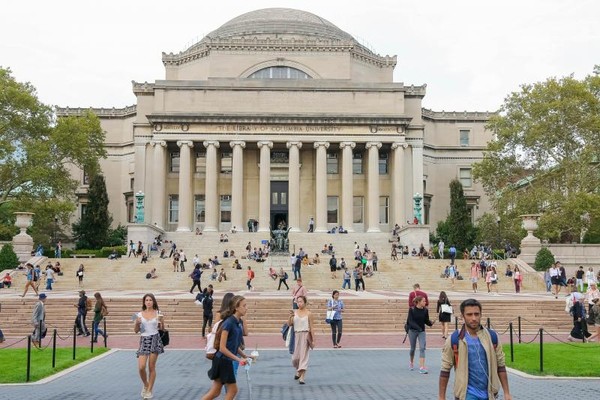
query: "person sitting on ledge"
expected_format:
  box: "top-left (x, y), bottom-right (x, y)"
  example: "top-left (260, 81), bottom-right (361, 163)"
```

top-left (210, 268), bottom-right (218, 281)
top-left (223, 249), bottom-right (229, 258)
top-left (268, 267), bottom-right (278, 280)
top-left (338, 226), bottom-right (348, 234)
top-left (230, 250), bottom-right (235, 258)
top-left (312, 254), bottom-right (320, 264)
top-left (218, 268), bottom-right (227, 282)
top-left (146, 268), bottom-right (157, 279)
top-left (52, 262), bottom-right (62, 276)
top-left (411, 248), bottom-right (418, 257)
top-left (328, 226), bottom-right (337, 234)
top-left (195, 227), bottom-right (202, 235)
top-left (232, 259), bottom-right (242, 269)
top-left (2, 273), bottom-right (12, 288)
top-left (230, 226), bottom-right (237, 233)
top-left (159, 248), bottom-right (166, 258)
top-left (108, 249), bottom-right (120, 260)
top-left (321, 244), bottom-right (328, 254)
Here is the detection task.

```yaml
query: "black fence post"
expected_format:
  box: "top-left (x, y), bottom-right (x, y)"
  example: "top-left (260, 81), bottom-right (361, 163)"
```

top-left (90, 326), bottom-right (94, 353)
top-left (26, 335), bottom-right (32, 382)
top-left (455, 316), bottom-right (458, 331)
top-left (103, 318), bottom-right (108, 347)
top-left (518, 316), bottom-right (522, 343)
top-left (486, 317), bottom-right (490, 329)
top-left (539, 328), bottom-right (544, 372)
top-left (72, 325), bottom-right (77, 360)
top-left (509, 322), bottom-right (514, 363)
top-left (52, 329), bottom-right (57, 368)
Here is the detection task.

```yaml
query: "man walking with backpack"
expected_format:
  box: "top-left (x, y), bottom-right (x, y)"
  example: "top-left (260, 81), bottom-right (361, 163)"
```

top-left (438, 298), bottom-right (512, 400)
top-left (190, 265), bottom-right (203, 294)
top-left (74, 290), bottom-right (90, 337)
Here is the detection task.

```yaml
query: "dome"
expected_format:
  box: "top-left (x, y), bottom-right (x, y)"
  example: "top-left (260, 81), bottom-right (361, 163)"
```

top-left (202, 8), bottom-right (357, 44)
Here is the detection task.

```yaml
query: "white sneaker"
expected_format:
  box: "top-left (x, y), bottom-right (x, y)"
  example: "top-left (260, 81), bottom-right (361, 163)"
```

top-left (141, 387), bottom-right (148, 398)
top-left (145, 391), bottom-right (153, 399)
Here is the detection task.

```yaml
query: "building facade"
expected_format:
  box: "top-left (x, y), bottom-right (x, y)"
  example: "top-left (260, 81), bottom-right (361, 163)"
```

top-left (58, 8), bottom-right (493, 234)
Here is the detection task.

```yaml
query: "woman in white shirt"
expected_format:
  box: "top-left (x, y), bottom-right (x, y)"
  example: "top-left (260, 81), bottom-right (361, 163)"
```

top-left (134, 293), bottom-right (165, 399)
top-left (586, 267), bottom-right (597, 287)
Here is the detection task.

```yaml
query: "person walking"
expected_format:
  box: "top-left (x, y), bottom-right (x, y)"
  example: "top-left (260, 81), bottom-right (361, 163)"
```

top-left (201, 295), bottom-right (253, 400)
top-left (469, 262), bottom-right (479, 293)
top-left (45, 265), bottom-right (55, 290)
top-left (31, 293), bottom-right (47, 348)
top-left (448, 245), bottom-right (457, 265)
top-left (329, 254), bottom-right (337, 279)
top-left (287, 295), bottom-right (315, 384)
top-left (355, 265), bottom-right (365, 291)
top-left (21, 263), bottom-right (39, 297)
top-left (406, 296), bottom-right (434, 374)
top-left (575, 266), bottom-right (585, 293)
top-left (549, 262), bottom-right (562, 298)
top-left (327, 290), bottom-right (344, 348)
top-left (189, 265), bottom-right (203, 294)
top-left (201, 285), bottom-right (214, 338)
top-left (439, 298), bottom-right (512, 400)
top-left (278, 267), bottom-right (289, 290)
top-left (436, 291), bottom-right (452, 339)
top-left (76, 264), bottom-right (85, 287)
top-left (438, 240), bottom-right (444, 259)
top-left (308, 217), bottom-right (314, 233)
top-left (129, 240), bottom-right (136, 257)
top-left (92, 292), bottom-right (108, 343)
top-left (74, 290), bottom-right (90, 337)
top-left (447, 263), bottom-right (457, 288)
top-left (408, 283), bottom-right (429, 308)
top-left (246, 266), bottom-right (255, 291)
top-left (134, 293), bottom-right (165, 399)
top-left (513, 266), bottom-right (523, 293)
top-left (586, 298), bottom-right (600, 342)
top-left (292, 279), bottom-right (308, 309)
top-left (342, 267), bottom-right (352, 290)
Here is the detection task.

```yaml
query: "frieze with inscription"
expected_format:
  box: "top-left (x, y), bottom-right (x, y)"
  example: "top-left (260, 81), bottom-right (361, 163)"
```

top-left (153, 123), bottom-right (405, 135)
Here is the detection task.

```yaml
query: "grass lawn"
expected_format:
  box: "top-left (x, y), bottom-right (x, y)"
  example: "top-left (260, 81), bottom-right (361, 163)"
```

top-left (0, 346), bottom-right (109, 383)
top-left (503, 342), bottom-right (599, 377)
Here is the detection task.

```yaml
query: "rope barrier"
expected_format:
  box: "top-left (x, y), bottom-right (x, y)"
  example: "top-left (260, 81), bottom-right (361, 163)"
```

top-left (0, 336), bottom-right (28, 350)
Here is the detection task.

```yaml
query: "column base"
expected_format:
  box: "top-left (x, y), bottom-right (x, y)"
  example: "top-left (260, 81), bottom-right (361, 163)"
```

top-left (366, 227), bottom-right (381, 233)
top-left (203, 226), bottom-right (218, 232)
top-left (315, 228), bottom-right (328, 233)
top-left (176, 227), bottom-right (192, 232)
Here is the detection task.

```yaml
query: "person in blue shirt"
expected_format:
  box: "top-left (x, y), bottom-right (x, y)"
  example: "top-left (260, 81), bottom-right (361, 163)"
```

top-left (202, 295), bottom-right (254, 400)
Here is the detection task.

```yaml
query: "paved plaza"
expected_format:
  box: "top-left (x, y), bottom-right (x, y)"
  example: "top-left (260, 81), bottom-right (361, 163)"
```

top-left (1, 348), bottom-right (599, 399)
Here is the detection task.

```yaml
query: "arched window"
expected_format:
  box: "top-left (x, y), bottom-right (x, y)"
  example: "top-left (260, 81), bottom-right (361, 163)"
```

top-left (248, 66), bottom-right (311, 79)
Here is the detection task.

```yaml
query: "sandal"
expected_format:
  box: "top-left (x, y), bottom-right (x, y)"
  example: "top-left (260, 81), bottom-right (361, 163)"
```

top-left (294, 374), bottom-right (300, 380)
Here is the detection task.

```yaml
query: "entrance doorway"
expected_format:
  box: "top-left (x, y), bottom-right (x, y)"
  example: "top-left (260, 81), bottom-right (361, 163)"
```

top-left (270, 181), bottom-right (288, 230)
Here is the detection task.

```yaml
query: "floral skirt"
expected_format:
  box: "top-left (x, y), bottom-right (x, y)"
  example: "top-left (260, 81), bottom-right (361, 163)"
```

top-left (136, 333), bottom-right (164, 357)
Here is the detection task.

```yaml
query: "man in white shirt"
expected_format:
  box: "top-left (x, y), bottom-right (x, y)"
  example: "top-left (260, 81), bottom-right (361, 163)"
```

top-left (438, 240), bottom-right (445, 259)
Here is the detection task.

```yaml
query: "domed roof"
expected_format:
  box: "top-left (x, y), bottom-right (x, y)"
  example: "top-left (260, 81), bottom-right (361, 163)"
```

top-left (202, 8), bottom-right (356, 43)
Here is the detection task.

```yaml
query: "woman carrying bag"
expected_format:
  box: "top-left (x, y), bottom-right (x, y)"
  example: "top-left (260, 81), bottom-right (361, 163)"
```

top-left (406, 296), bottom-right (434, 374)
top-left (287, 295), bottom-right (315, 384)
top-left (326, 290), bottom-right (344, 348)
top-left (436, 291), bottom-right (452, 339)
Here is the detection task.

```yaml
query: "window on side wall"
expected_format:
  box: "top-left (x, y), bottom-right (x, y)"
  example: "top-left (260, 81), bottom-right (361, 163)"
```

top-left (459, 168), bottom-right (472, 188)
top-left (459, 130), bottom-right (470, 146)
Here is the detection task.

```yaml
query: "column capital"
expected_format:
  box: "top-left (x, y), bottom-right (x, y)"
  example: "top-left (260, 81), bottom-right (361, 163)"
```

top-left (286, 141), bottom-right (303, 149)
top-left (410, 141), bottom-right (424, 149)
top-left (366, 142), bottom-right (382, 149)
top-left (257, 141), bottom-right (273, 149)
top-left (313, 141), bottom-right (330, 149)
top-left (176, 140), bottom-right (193, 148)
top-left (229, 140), bottom-right (246, 149)
top-left (339, 141), bottom-right (356, 149)
top-left (150, 140), bottom-right (167, 147)
top-left (391, 142), bottom-right (408, 150)
top-left (203, 140), bottom-right (220, 149)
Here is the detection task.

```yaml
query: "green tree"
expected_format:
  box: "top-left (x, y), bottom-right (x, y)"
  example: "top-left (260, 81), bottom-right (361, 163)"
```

top-left (443, 179), bottom-right (476, 252)
top-left (473, 66), bottom-right (600, 243)
top-left (0, 243), bottom-right (19, 272)
top-left (534, 247), bottom-right (555, 272)
top-left (475, 213), bottom-right (523, 251)
top-left (72, 174), bottom-right (112, 249)
top-left (0, 67), bottom-right (106, 244)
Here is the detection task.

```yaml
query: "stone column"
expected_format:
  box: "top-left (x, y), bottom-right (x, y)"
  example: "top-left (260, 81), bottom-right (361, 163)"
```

top-left (314, 141), bottom-right (330, 232)
top-left (176, 140), bottom-right (193, 232)
top-left (411, 141), bottom-right (424, 223)
top-left (230, 141), bottom-right (246, 232)
top-left (257, 141), bottom-right (273, 232)
top-left (150, 140), bottom-right (167, 229)
top-left (340, 142), bottom-right (356, 232)
top-left (366, 142), bottom-right (382, 232)
top-left (286, 141), bottom-right (303, 232)
top-left (203, 141), bottom-right (220, 232)
top-left (392, 142), bottom-right (408, 226)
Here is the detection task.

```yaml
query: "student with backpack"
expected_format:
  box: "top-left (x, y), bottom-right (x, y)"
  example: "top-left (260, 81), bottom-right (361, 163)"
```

top-left (201, 295), bottom-right (254, 400)
top-left (201, 285), bottom-right (214, 338)
top-left (189, 265), bottom-right (203, 294)
top-left (439, 298), bottom-right (512, 400)
top-left (278, 267), bottom-right (289, 290)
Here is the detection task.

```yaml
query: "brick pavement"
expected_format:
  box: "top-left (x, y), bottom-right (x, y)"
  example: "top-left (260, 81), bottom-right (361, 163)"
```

top-left (1, 349), bottom-right (598, 399)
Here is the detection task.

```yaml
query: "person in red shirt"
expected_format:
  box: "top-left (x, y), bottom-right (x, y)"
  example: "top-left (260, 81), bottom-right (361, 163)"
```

top-left (408, 283), bottom-right (429, 308)
top-left (246, 266), bottom-right (255, 291)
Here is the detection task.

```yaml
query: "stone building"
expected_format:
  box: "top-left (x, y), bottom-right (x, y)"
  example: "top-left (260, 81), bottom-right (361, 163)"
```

top-left (58, 8), bottom-right (493, 238)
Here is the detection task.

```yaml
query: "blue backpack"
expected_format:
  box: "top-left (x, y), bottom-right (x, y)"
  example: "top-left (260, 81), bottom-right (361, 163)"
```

top-left (451, 327), bottom-right (498, 368)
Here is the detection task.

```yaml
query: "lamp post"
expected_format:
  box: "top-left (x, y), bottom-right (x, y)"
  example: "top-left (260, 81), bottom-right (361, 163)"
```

top-left (54, 216), bottom-right (58, 245)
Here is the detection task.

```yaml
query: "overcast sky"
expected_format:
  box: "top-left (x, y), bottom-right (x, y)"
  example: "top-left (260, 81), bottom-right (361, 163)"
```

top-left (2, 0), bottom-right (598, 112)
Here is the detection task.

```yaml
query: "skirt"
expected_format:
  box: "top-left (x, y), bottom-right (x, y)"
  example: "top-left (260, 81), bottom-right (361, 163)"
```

top-left (207, 355), bottom-right (237, 384)
top-left (439, 312), bottom-right (451, 323)
top-left (136, 333), bottom-right (165, 357)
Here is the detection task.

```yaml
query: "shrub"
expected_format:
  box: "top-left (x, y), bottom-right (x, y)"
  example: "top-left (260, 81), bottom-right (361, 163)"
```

top-left (0, 243), bottom-right (20, 272)
top-left (534, 247), bottom-right (555, 271)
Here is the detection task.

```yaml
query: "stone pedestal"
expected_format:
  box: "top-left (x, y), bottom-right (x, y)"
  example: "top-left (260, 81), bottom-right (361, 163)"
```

top-left (12, 212), bottom-right (34, 263)
top-left (518, 214), bottom-right (542, 264)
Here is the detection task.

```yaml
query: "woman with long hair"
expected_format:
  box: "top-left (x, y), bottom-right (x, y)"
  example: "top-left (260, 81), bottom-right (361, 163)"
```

top-left (201, 295), bottom-right (253, 400)
top-left (92, 292), bottom-right (108, 343)
top-left (327, 290), bottom-right (344, 348)
top-left (436, 291), bottom-right (451, 339)
top-left (288, 295), bottom-right (315, 384)
top-left (134, 293), bottom-right (164, 399)
top-left (513, 266), bottom-right (522, 293)
top-left (406, 296), bottom-right (434, 374)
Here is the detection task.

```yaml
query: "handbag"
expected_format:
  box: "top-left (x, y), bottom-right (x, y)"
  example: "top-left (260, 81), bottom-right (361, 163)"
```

top-left (441, 304), bottom-right (453, 314)
top-left (325, 309), bottom-right (336, 323)
top-left (159, 329), bottom-right (170, 346)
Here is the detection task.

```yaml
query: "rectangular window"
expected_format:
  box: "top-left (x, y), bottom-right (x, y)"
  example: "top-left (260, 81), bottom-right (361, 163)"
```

top-left (280, 192), bottom-right (287, 205)
top-left (195, 151), bottom-right (206, 173)
top-left (327, 151), bottom-right (339, 174)
top-left (460, 130), bottom-right (470, 146)
top-left (271, 151), bottom-right (289, 164)
top-left (195, 195), bottom-right (205, 223)
top-left (170, 152), bottom-right (180, 173)
top-left (272, 192), bottom-right (279, 205)
top-left (220, 195), bottom-right (232, 223)
top-left (130, 178), bottom-right (135, 191)
top-left (221, 152), bottom-right (232, 174)
top-left (379, 152), bottom-right (389, 174)
top-left (379, 196), bottom-right (389, 224)
top-left (353, 151), bottom-right (363, 174)
top-left (353, 196), bottom-right (364, 223)
top-left (327, 196), bottom-right (338, 224)
top-left (80, 203), bottom-right (88, 218)
top-left (127, 201), bottom-right (134, 223)
top-left (459, 168), bottom-right (472, 188)
top-left (169, 195), bottom-right (179, 223)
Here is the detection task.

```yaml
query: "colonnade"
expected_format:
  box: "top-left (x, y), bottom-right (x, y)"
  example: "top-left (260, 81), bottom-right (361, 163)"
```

top-left (145, 139), bottom-right (423, 233)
